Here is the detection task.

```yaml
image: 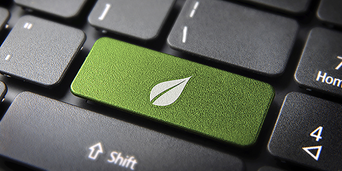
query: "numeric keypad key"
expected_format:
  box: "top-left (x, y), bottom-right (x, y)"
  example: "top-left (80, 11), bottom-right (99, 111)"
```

top-left (295, 28), bottom-right (342, 97)
top-left (268, 92), bottom-right (342, 170)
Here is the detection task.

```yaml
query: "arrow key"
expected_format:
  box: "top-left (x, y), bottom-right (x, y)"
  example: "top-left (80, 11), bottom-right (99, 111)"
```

top-left (268, 92), bottom-right (342, 170)
top-left (295, 28), bottom-right (342, 97)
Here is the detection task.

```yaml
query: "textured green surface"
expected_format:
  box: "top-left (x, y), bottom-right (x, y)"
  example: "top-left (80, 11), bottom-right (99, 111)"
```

top-left (71, 37), bottom-right (274, 146)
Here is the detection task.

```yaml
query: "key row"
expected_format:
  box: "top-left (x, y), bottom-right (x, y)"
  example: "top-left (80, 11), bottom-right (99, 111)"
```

top-left (1, 0), bottom-right (341, 76)
top-left (12, 0), bottom-right (342, 26)
top-left (0, 88), bottom-right (339, 170)
top-left (0, 14), bottom-right (341, 97)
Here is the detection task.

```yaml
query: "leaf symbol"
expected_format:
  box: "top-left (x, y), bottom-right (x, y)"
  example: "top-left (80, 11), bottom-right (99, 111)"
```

top-left (150, 76), bottom-right (192, 106)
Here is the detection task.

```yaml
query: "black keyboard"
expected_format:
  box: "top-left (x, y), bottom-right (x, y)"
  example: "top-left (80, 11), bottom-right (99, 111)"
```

top-left (0, 0), bottom-right (341, 170)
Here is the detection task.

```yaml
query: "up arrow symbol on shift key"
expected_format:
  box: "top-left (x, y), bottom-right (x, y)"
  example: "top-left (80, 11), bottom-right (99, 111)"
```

top-left (88, 142), bottom-right (104, 160)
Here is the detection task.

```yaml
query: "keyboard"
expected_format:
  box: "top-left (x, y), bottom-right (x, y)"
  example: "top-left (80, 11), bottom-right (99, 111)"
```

top-left (0, 0), bottom-right (341, 170)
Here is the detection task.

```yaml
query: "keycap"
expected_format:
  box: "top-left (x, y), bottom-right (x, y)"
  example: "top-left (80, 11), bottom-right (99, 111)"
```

top-left (268, 92), bottom-right (342, 171)
top-left (0, 7), bottom-right (9, 32)
top-left (88, 0), bottom-right (175, 40)
top-left (71, 37), bottom-right (274, 146)
top-left (258, 166), bottom-right (285, 171)
top-left (295, 28), bottom-right (342, 97)
top-left (167, 0), bottom-right (298, 76)
top-left (248, 0), bottom-right (310, 13)
top-left (0, 15), bottom-right (85, 87)
top-left (14, 0), bottom-right (87, 19)
top-left (0, 92), bottom-right (244, 171)
top-left (0, 81), bottom-right (6, 100)
top-left (317, 0), bottom-right (342, 26)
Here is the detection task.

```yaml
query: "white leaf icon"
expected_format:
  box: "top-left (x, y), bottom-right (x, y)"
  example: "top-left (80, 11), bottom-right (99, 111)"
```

top-left (150, 76), bottom-right (192, 106)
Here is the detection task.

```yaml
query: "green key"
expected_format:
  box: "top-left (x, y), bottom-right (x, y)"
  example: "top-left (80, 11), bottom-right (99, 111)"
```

top-left (71, 38), bottom-right (274, 147)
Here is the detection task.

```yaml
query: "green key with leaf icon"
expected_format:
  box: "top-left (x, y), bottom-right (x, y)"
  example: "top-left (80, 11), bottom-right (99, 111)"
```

top-left (71, 37), bottom-right (274, 146)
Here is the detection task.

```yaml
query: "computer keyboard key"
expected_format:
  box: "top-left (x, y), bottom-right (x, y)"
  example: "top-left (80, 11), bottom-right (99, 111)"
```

top-left (258, 166), bottom-right (285, 171)
top-left (88, 0), bottom-right (175, 40)
top-left (268, 92), bottom-right (342, 171)
top-left (14, 0), bottom-right (87, 19)
top-left (0, 7), bottom-right (9, 33)
top-left (0, 15), bottom-right (85, 87)
top-left (0, 81), bottom-right (6, 100)
top-left (0, 92), bottom-right (244, 171)
top-left (71, 37), bottom-right (274, 146)
top-left (248, 0), bottom-right (310, 13)
top-left (167, 0), bottom-right (298, 76)
top-left (317, 0), bottom-right (342, 27)
top-left (295, 28), bottom-right (342, 97)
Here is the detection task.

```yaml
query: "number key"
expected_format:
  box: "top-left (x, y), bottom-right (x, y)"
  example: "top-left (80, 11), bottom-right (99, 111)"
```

top-left (295, 28), bottom-right (342, 97)
top-left (268, 92), bottom-right (342, 170)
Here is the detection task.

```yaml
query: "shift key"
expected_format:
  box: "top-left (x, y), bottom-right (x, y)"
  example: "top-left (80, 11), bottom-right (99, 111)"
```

top-left (71, 38), bottom-right (274, 146)
top-left (0, 92), bottom-right (244, 171)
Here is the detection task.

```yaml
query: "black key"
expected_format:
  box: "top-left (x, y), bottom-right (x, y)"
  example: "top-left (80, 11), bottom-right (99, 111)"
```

top-left (0, 16), bottom-right (85, 87)
top-left (0, 7), bottom-right (9, 33)
top-left (14, 0), bottom-right (87, 19)
top-left (248, 0), bottom-right (310, 13)
top-left (168, 0), bottom-right (298, 76)
top-left (268, 92), bottom-right (342, 171)
top-left (88, 0), bottom-right (175, 40)
top-left (295, 28), bottom-right (342, 97)
top-left (0, 92), bottom-right (244, 171)
top-left (317, 0), bottom-right (342, 27)
top-left (258, 166), bottom-right (285, 171)
top-left (0, 81), bottom-right (6, 100)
